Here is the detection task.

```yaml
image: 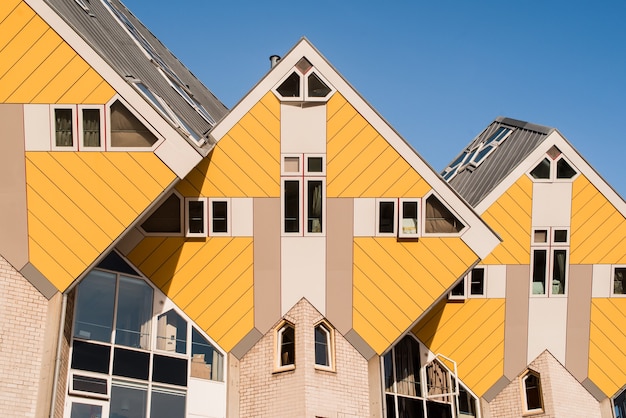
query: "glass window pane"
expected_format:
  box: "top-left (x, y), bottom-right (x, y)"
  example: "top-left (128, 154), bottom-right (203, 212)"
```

top-left (552, 250), bottom-right (567, 294)
top-left (82, 109), bottom-right (101, 147)
top-left (398, 396), bottom-right (424, 418)
top-left (151, 389), bottom-right (186, 418)
top-left (401, 201), bottom-right (418, 235)
top-left (156, 310), bottom-right (186, 354)
top-left (614, 268), bottom-right (626, 295)
top-left (308, 73), bottom-right (331, 97)
top-left (115, 276), bottom-right (153, 349)
top-left (112, 348), bottom-right (150, 380)
top-left (279, 324), bottom-right (295, 367)
top-left (284, 156), bottom-right (300, 173)
top-left (73, 374), bottom-right (108, 395)
top-left (74, 270), bottom-right (116, 342)
top-left (394, 336), bottom-right (421, 396)
top-left (70, 402), bottom-right (103, 418)
top-left (554, 229), bottom-right (568, 243)
top-left (212, 201), bottom-right (228, 233)
top-left (307, 180), bottom-right (323, 233)
top-left (524, 373), bottom-right (542, 410)
top-left (530, 158), bottom-right (551, 179)
top-left (450, 278), bottom-right (465, 297)
top-left (141, 194), bottom-right (181, 233)
top-left (55, 108), bottom-right (73, 146)
top-left (110, 383), bottom-right (147, 418)
top-left (71, 340), bottom-right (111, 374)
top-left (314, 324), bottom-right (330, 366)
top-left (470, 268), bottom-right (485, 295)
top-left (307, 156), bottom-right (323, 173)
top-left (284, 180), bottom-right (300, 233)
top-left (191, 328), bottom-right (223, 381)
top-left (277, 72), bottom-right (300, 97)
top-left (152, 355), bottom-right (187, 386)
top-left (556, 158), bottom-right (576, 179)
top-left (425, 195), bottom-right (464, 233)
top-left (532, 250), bottom-right (547, 294)
top-left (379, 201), bottom-right (395, 233)
top-left (187, 200), bottom-right (205, 234)
top-left (426, 400), bottom-right (451, 418)
top-left (534, 229), bottom-right (548, 243)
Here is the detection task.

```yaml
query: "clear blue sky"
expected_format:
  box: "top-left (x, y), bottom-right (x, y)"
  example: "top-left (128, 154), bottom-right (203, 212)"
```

top-left (123, 0), bottom-right (626, 197)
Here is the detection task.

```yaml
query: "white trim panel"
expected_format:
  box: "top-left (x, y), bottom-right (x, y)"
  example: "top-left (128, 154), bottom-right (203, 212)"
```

top-left (281, 236), bottom-right (326, 315)
top-left (527, 297), bottom-right (568, 364)
top-left (231, 198), bottom-right (253, 237)
top-left (353, 198), bottom-right (375, 237)
top-left (24, 104), bottom-right (51, 151)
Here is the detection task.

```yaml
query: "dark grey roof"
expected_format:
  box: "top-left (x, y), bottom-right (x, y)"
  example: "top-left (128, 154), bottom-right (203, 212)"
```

top-left (45, 0), bottom-right (228, 151)
top-left (444, 117), bottom-right (554, 207)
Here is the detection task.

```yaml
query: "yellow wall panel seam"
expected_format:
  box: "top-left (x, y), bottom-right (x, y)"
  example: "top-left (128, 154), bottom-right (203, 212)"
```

top-left (82, 80), bottom-right (115, 104)
top-left (326, 92), bottom-right (347, 121)
top-left (0, 2), bottom-right (35, 55)
top-left (237, 113), bottom-right (280, 164)
top-left (332, 137), bottom-right (390, 198)
top-left (0, 0), bottom-right (23, 25)
top-left (28, 238), bottom-right (72, 290)
top-left (216, 307), bottom-right (254, 352)
top-left (127, 153), bottom-right (176, 189)
top-left (127, 236), bottom-right (167, 271)
top-left (588, 352), bottom-right (619, 397)
top-left (0, 15), bottom-right (47, 82)
top-left (201, 288), bottom-right (253, 343)
top-left (583, 215), bottom-right (626, 263)
top-left (106, 153), bottom-right (172, 199)
top-left (353, 307), bottom-right (390, 355)
top-left (353, 286), bottom-right (401, 344)
top-left (589, 339), bottom-right (623, 393)
top-left (33, 54), bottom-right (88, 103)
top-left (57, 67), bottom-right (107, 104)
top-left (327, 126), bottom-right (377, 194)
top-left (148, 241), bottom-right (211, 292)
top-left (136, 237), bottom-right (185, 278)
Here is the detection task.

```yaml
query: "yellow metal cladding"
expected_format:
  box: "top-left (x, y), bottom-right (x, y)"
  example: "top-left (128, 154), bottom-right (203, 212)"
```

top-left (480, 176), bottom-right (532, 265)
top-left (589, 298), bottom-right (626, 397)
top-left (25, 152), bottom-right (175, 291)
top-left (353, 236), bottom-right (478, 354)
top-left (327, 93), bottom-right (431, 198)
top-left (127, 236), bottom-right (254, 352)
top-left (413, 298), bottom-right (505, 397)
top-left (0, 0), bottom-right (114, 104)
top-left (181, 92), bottom-right (281, 198)
top-left (571, 175), bottom-right (626, 264)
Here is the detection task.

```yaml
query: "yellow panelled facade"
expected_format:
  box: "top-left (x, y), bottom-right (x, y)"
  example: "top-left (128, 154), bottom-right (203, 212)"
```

top-left (25, 152), bottom-right (175, 291)
top-left (413, 298), bottom-right (505, 397)
top-left (353, 236), bottom-right (479, 354)
top-left (327, 93), bottom-right (431, 198)
top-left (480, 176), bottom-right (532, 265)
top-left (571, 175), bottom-right (626, 264)
top-left (0, 1), bottom-right (114, 104)
top-left (589, 298), bottom-right (626, 397)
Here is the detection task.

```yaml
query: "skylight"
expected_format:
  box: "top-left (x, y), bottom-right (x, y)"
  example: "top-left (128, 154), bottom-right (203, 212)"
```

top-left (442, 126), bottom-right (513, 181)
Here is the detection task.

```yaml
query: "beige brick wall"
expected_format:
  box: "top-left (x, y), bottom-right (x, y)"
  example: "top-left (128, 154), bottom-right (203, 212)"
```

top-left (0, 256), bottom-right (50, 417)
top-left (238, 298), bottom-right (370, 418)
top-left (487, 350), bottom-right (603, 418)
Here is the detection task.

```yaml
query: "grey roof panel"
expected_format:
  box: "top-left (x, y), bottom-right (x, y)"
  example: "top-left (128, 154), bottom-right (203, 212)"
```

top-left (446, 117), bottom-right (553, 207)
top-left (44, 0), bottom-right (228, 150)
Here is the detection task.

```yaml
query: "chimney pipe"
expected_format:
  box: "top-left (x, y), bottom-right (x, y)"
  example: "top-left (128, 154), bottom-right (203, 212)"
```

top-left (269, 55), bottom-right (281, 68)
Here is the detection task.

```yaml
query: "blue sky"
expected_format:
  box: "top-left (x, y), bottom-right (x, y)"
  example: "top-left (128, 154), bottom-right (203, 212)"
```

top-left (123, 0), bottom-right (626, 197)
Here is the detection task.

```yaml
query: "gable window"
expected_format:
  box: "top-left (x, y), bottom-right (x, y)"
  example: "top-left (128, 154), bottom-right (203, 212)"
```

top-left (531, 227), bottom-right (569, 296)
top-left (282, 155), bottom-right (325, 235)
top-left (110, 100), bottom-right (159, 148)
top-left (449, 268), bottom-right (486, 300)
top-left (273, 57), bottom-right (333, 102)
top-left (521, 370), bottom-right (543, 414)
top-left (314, 322), bottom-right (334, 370)
top-left (141, 193), bottom-right (183, 235)
top-left (276, 322), bottom-right (295, 371)
top-left (425, 194), bottom-right (464, 234)
top-left (185, 198), bottom-right (207, 238)
top-left (529, 146), bottom-right (577, 181)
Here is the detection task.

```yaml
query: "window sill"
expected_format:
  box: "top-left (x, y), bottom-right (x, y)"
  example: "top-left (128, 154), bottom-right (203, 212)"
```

top-left (522, 409), bottom-right (544, 416)
top-left (314, 365), bottom-right (336, 374)
top-left (272, 365), bottom-right (295, 375)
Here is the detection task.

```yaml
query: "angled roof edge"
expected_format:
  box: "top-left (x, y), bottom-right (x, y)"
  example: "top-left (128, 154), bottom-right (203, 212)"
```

top-left (26, 0), bottom-right (203, 179)
top-left (210, 38), bottom-right (500, 258)
top-left (474, 129), bottom-right (626, 217)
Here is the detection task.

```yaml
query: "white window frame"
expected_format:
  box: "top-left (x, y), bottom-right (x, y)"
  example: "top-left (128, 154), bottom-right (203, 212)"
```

top-left (281, 154), bottom-right (303, 175)
top-left (449, 267), bottom-right (487, 300)
top-left (272, 70), bottom-right (304, 102)
top-left (530, 227), bottom-right (569, 297)
top-left (209, 198), bottom-right (231, 236)
top-left (106, 95), bottom-right (163, 151)
top-left (69, 371), bottom-right (111, 400)
top-left (303, 69), bottom-right (335, 102)
top-left (422, 192), bottom-right (467, 237)
top-left (611, 265), bottom-right (626, 297)
top-left (78, 105), bottom-right (105, 151)
top-left (527, 154), bottom-right (578, 183)
top-left (185, 197), bottom-right (207, 238)
top-left (314, 320), bottom-right (335, 372)
top-left (65, 396), bottom-right (110, 418)
top-left (398, 198), bottom-right (421, 238)
top-left (272, 67), bottom-right (334, 103)
top-left (376, 199), bottom-right (397, 237)
top-left (520, 370), bottom-right (544, 415)
top-left (275, 321), bottom-right (296, 372)
top-left (51, 105), bottom-right (78, 150)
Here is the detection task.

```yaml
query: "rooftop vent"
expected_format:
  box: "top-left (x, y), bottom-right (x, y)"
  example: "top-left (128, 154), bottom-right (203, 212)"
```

top-left (270, 55), bottom-right (281, 68)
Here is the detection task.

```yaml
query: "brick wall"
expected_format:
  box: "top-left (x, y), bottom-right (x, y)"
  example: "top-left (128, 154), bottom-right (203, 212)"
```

top-left (239, 298), bottom-right (370, 417)
top-left (0, 256), bottom-right (50, 417)
top-left (487, 350), bottom-right (603, 418)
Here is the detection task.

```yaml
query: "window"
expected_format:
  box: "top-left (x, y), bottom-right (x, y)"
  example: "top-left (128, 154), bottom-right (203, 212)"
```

top-left (79, 106), bottom-right (104, 149)
top-left (531, 228), bottom-right (569, 296)
top-left (69, 252), bottom-right (224, 417)
top-left (399, 199), bottom-right (419, 238)
top-left (141, 193), bottom-right (183, 235)
top-left (521, 370), bottom-right (543, 414)
top-left (612, 267), bottom-right (626, 296)
top-left (529, 147), bottom-right (577, 181)
top-left (273, 57), bottom-right (333, 102)
top-left (209, 199), bottom-right (230, 235)
top-left (281, 155), bottom-right (325, 235)
top-left (314, 322), bottom-right (333, 370)
top-left (185, 198), bottom-right (207, 237)
top-left (54, 107), bottom-right (75, 148)
top-left (449, 268), bottom-right (486, 300)
top-left (425, 194), bottom-right (464, 234)
top-left (614, 387), bottom-right (626, 418)
top-left (276, 322), bottom-right (295, 370)
top-left (110, 100), bottom-right (158, 148)
top-left (377, 200), bottom-right (396, 235)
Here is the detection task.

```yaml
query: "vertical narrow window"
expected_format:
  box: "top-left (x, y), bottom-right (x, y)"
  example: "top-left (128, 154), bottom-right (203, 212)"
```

top-left (399, 200), bottom-right (419, 237)
top-left (156, 310), bottom-right (186, 354)
top-left (522, 370), bottom-right (543, 413)
top-left (185, 198), bottom-right (206, 237)
top-left (307, 180), bottom-right (323, 233)
top-left (378, 201), bottom-right (396, 234)
top-left (210, 200), bottom-right (229, 235)
top-left (614, 267), bottom-right (626, 295)
top-left (82, 108), bottom-right (101, 147)
top-left (532, 249), bottom-right (547, 295)
top-left (284, 180), bottom-right (300, 233)
top-left (55, 108), bottom-right (74, 147)
top-left (469, 268), bottom-right (485, 296)
top-left (73, 270), bottom-right (116, 342)
top-left (450, 278), bottom-right (465, 299)
top-left (191, 327), bottom-right (224, 381)
top-left (276, 322), bottom-right (295, 369)
top-left (114, 276), bottom-right (153, 350)
top-left (552, 249), bottom-right (567, 294)
top-left (314, 322), bottom-right (332, 368)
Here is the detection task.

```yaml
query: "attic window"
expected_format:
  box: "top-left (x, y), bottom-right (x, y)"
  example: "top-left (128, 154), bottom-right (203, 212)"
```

top-left (441, 126), bottom-right (512, 181)
top-left (110, 100), bottom-right (158, 147)
top-left (529, 152), bottom-right (577, 181)
top-left (277, 72), bottom-right (300, 97)
top-left (273, 59), bottom-right (334, 102)
top-left (308, 73), bottom-right (331, 97)
top-left (141, 193), bottom-right (182, 234)
top-left (530, 158), bottom-right (551, 179)
top-left (425, 195), bottom-right (464, 234)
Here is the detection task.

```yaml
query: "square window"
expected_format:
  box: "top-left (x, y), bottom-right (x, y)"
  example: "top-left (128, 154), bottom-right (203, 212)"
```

top-left (534, 230), bottom-right (548, 243)
top-left (284, 156), bottom-right (300, 173)
top-left (554, 229), bottom-right (568, 243)
top-left (307, 156), bottom-right (323, 173)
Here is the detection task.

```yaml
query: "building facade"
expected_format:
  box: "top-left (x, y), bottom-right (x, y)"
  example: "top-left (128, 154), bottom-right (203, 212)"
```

top-left (0, 1), bottom-right (625, 418)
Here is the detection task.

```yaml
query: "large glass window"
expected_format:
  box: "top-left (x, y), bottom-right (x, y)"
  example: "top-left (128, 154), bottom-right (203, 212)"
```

top-left (74, 270), bottom-right (116, 342)
top-left (531, 228), bottom-right (569, 296)
top-left (282, 154), bottom-right (325, 235)
top-left (115, 277), bottom-right (153, 349)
